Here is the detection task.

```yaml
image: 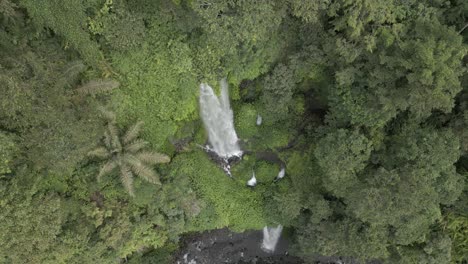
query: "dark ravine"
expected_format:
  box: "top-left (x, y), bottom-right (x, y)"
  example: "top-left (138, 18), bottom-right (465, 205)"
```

top-left (174, 228), bottom-right (303, 264)
top-left (173, 228), bottom-right (381, 264)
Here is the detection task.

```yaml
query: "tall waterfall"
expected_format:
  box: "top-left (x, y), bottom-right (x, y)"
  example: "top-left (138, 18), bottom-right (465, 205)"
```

top-left (199, 79), bottom-right (242, 159)
top-left (261, 225), bottom-right (283, 253)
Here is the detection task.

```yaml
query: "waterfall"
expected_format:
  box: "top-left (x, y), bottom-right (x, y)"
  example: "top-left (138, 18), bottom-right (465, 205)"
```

top-left (199, 79), bottom-right (242, 159)
top-left (247, 171), bottom-right (257, 187)
top-left (256, 114), bottom-right (262, 126)
top-left (274, 167), bottom-right (285, 182)
top-left (261, 225), bottom-right (283, 253)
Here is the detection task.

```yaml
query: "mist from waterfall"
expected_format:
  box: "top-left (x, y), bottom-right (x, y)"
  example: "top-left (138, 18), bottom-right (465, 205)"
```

top-left (261, 225), bottom-right (283, 253)
top-left (199, 79), bottom-right (242, 159)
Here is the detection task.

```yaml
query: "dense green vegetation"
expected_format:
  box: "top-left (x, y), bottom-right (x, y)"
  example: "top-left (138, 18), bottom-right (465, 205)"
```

top-left (0, 0), bottom-right (467, 263)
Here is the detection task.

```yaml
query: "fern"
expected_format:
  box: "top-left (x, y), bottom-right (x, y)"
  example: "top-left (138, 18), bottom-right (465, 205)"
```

top-left (125, 139), bottom-right (148, 153)
top-left (136, 151), bottom-right (170, 164)
top-left (62, 61), bottom-right (85, 87)
top-left (98, 106), bottom-right (117, 123)
top-left (97, 160), bottom-right (117, 182)
top-left (76, 79), bottom-right (119, 95)
top-left (125, 156), bottom-right (160, 185)
top-left (444, 212), bottom-right (468, 263)
top-left (123, 121), bottom-right (144, 144)
top-left (89, 112), bottom-right (170, 196)
top-left (107, 122), bottom-right (122, 151)
top-left (87, 147), bottom-right (109, 159)
top-left (103, 130), bottom-right (112, 149)
top-left (120, 164), bottom-right (135, 196)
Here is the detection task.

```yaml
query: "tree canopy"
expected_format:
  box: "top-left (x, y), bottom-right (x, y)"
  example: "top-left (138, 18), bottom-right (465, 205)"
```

top-left (0, 0), bottom-right (467, 263)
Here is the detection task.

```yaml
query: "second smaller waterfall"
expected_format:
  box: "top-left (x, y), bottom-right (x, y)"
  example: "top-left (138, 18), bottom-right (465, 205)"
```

top-left (256, 114), bottom-right (262, 126)
top-left (261, 225), bottom-right (283, 253)
top-left (247, 172), bottom-right (257, 187)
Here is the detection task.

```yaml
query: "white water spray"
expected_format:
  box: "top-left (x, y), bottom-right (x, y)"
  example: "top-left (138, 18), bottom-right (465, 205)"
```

top-left (247, 172), bottom-right (257, 187)
top-left (274, 167), bottom-right (285, 182)
top-left (199, 79), bottom-right (242, 159)
top-left (261, 225), bottom-right (283, 253)
top-left (256, 114), bottom-right (262, 126)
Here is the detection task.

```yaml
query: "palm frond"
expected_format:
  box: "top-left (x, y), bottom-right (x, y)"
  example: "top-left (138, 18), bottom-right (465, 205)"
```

top-left (97, 160), bottom-right (118, 182)
top-left (63, 61), bottom-right (85, 79)
top-left (124, 139), bottom-right (148, 153)
top-left (60, 61), bottom-right (85, 88)
top-left (76, 79), bottom-right (120, 95)
top-left (125, 155), bottom-right (161, 185)
top-left (98, 106), bottom-right (116, 123)
top-left (123, 121), bottom-right (144, 144)
top-left (89, 110), bottom-right (168, 197)
top-left (136, 151), bottom-right (170, 165)
top-left (120, 164), bottom-right (135, 196)
top-left (88, 147), bottom-right (110, 159)
top-left (107, 122), bottom-right (122, 151)
top-left (103, 131), bottom-right (112, 149)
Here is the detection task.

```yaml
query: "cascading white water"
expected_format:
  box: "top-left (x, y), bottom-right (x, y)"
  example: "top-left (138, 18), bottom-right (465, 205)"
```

top-left (247, 171), bottom-right (257, 187)
top-left (261, 225), bottom-right (283, 253)
top-left (199, 79), bottom-right (242, 158)
top-left (256, 114), bottom-right (262, 126)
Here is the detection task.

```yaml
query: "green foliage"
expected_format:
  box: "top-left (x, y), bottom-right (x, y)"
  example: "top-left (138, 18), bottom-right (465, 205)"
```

top-left (326, 0), bottom-right (409, 41)
top-left (0, 132), bottom-right (17, 175)
top-left (314, 129), bottom-right (372, 196)
top-left (444, 212), bottom-right (468, 263)
top-left (287, 0), bottom-right (328, 23)
top-left (1, 1), bottom-right (467, 263)
top-left (436, 0), bottom-right (468, 30)
top-left (390, 232), bottom-right (453, 264)
top-left (234, 103), bottom-right (258, 139)
top-left (0, 0), bottom-right (19, 23)
top-left (110, 32), bottom-right (198, 151)
top-left (0, 33), bottom-right (103, 174)
top-left (170, 151), bottom-right (267, 231)
top-left (128, 243), bottom-right (178, 264)
top-left (347, 125), bottom-right (463, 245)
top-left (326, 15), bottom-right (466, 127)
top-left (295, 217), bottom-right (389, 262)
top-left (189, 0), bottom-right (287, 83)
top-left (451, 110), bottom-right (468, 154)
top-left (265, 190), bottom-right (302, 224)
top-left (286, 150), bottom-right (322, 198)
top-left (0, 178), bottom-right (63, 263)
top-left (75, 78), bottom-right (120, 95)
top-left (259, 63), bottom-right (297, 125)
top-left (89, 116), bottom-right (170, 196)
top-left (88, 0), bottom-right (147, 52)
top-left (20, 0), bottom-right (103, 65)
top-left (296, 122), bottom-right (465, 260)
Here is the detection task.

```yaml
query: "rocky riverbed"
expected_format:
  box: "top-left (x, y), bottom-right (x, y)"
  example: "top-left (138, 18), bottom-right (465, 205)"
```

top-left (173, 228), bottom-right (379, 264)
top-left (174, 228), bottom-right (302, 264)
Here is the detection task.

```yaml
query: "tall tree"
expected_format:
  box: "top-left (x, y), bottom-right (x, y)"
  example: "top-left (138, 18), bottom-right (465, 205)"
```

top-left (324, 4), bottom-right (466, 128)
top-left (314, 129), bottom-right (372, 197)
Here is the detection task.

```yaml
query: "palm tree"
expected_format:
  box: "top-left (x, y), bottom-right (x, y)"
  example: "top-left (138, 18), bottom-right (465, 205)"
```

top-left (88, 111), bottom-right (170, 196)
